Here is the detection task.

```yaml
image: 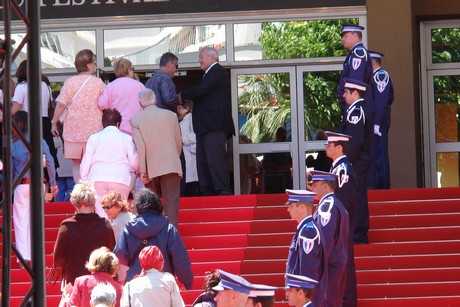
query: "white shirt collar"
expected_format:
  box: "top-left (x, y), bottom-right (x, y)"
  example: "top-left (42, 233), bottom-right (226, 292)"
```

top-left (205, 62), bottom-right (219, 75)
top-left (332, 155), bottom-right (347, 168)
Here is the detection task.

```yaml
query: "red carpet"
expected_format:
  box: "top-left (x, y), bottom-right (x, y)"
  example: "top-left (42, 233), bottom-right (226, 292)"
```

top-left (1, 188), bottom-right (460, 306)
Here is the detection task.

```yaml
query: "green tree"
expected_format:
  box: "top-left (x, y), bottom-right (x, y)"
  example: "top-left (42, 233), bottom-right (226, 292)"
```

top-left (238, 18), bottom-right (356, 142)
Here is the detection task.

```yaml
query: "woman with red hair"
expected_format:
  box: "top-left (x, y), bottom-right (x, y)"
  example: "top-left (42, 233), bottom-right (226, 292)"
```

top-left (121, 245), bottom-right (185, 307)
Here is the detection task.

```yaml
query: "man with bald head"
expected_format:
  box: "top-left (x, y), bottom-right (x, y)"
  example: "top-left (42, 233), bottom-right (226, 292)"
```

top-left (181, 47), bottom-right (235, 196)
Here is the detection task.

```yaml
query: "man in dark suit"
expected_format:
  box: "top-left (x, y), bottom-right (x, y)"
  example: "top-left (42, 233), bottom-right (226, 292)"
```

top-left (181, 47), bottom-right (235, 196)
top-left (324, 131), bottom-right (357, 307)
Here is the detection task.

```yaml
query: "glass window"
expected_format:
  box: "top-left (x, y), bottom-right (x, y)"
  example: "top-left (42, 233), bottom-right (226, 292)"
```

top-left (303, 71), bottom-right (341, 141)
top-left (234, 18), bottom-right (358, 61)
top-left (431, 28), bottom-right (460, 63)
top-left (103, 25), bottom-right (226, 66)
top-left (239, 153), bottom-right (263, 194)
top-left (436, 152), bottom-right (459, 187)
top-left (237, 72), bottom-right (291, 144)
top-left (433, 75), bottom-right (460, 143)
top-left (305, 149), bottom-right (332, 187)
top-left (261, 151), bottom-right (293, 194)
top-left (10, 31), bottom-right (96, 69)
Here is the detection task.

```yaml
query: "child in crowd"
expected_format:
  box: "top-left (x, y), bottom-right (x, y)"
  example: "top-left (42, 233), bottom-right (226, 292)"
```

top-left (53, 122), bottom-right (75, 202)
top-left (177, 100), bottom-right (199, 196)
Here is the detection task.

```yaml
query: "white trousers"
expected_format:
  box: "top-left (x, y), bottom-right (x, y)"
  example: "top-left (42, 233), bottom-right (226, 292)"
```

top-left (13, 184), bottom-right (31, 261)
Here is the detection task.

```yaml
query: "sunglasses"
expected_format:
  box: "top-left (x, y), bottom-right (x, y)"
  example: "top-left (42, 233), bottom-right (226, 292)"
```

top-left (102, 204), bottom-right (115, 210)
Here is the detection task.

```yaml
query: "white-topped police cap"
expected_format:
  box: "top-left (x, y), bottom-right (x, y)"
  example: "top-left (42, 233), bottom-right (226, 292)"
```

top-left (325, 131), bottom-right (352, 143)
top-left (341, 23), bottom-right (365, 33)
top-left (248, 283), bottom-right (278, 298)
top-left (212, 269), bottom-right (252, 295)
top-left (344, 78), bottom-right (368, 92)
top-left (285, 273), bottom-right (318, 290)
top-left (369, 50), bottom-right (384, 59)
top-left (285, 189), bottom-right (316, 204)
top-left (307, 170), bottom-right (338, 184)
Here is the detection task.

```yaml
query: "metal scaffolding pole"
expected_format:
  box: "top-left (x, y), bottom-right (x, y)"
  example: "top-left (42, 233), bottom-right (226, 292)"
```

top-left (1, 0), bottom-right (14, 303)
top-left (28, 0), bottom-right (47, 304)
top-left (1, 1), bottom-right (46, 306)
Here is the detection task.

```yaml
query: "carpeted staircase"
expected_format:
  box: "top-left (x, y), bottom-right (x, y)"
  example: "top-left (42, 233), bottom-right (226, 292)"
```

top-left (1, 187), bottom-right (460, 306)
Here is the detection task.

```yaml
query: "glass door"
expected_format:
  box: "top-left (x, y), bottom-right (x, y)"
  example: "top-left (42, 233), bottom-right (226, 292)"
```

top-left (231, 67), bottom-right (298, 195)
top-left (427, 71), bottom-right (460, 187)
top-left (296, 65), bottom-right (342, 189)
top-left (231, 64), bottom-right (343, 194)
top-left (421, 21), bottom-right (460, 187)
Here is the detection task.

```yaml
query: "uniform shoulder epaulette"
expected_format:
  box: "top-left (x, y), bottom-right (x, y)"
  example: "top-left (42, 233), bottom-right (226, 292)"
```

top-left (374, 69), bottom-right (390, 93)
top-left (333, 162), bottom-right (350, 188)
top-left (353, 46), bottom-right (368, 60)
top-left (298, 221), bottom-right (320, 254)
top-left (317, 196), bottom-right (334, 226)
top-left (346, 104), bottom-right (365, 125)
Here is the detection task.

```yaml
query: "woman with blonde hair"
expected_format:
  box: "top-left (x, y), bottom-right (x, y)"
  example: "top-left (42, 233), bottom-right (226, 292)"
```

top-left (101, 191), bottom-right (134, 283)
top-left (68, 246), bottom-right (123, 307)
top-left (97, 58), bottom-right (145, 135)
top-left (51, 49), bottom-right (105, 183)
top-left (51, 181), bottom-right (115, 305)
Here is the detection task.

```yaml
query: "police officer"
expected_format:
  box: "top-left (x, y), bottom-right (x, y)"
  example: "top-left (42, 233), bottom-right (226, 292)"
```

top-left (308, 170), bottom-right (349, 307)
top-left (339, 78), bottom-right (372, 247)
top-left (213, 269), bottom-right (252, 307)
top-left (246, 283), bottom-right (278, 307)
top-left (285, 273), bottom-right (318, 307)
top-left (367, 51), bottom-right (394, 190)
top-left (338, 23), bottom-right (373, 110)
top-left (324, 131), bottom-right (357, 307)
top-left (285, 189), bottom-right (327, 307)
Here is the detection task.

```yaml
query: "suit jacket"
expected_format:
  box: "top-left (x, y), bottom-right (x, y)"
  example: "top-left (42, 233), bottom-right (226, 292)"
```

top-left (130, 104), bottom-right (182, 179)
top-left (181, 63), bottom-right (235, 136)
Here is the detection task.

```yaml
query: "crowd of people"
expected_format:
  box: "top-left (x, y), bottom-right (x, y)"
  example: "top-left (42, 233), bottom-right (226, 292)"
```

top-left (5, 21), bottom-right (394, 306)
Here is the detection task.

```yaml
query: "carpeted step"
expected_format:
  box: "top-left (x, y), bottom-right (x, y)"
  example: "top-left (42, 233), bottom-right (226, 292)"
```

top-left (247, 233), bottom-right (292, 246)
top-left (357, 267), bottom-right (460, 284)
top-left (10, 282), bottom-right (61, 298)
top-left (368, 187), bottom-right (460, 202)
top-left (250, 219), bottom-right (296, 234)
top-left (191, 261), bottom-right (241, 277)
top-left (245, 246), bottom-right (289, 260)
top-left (369, 199), bottom-right (460, 216)
top-left (255, 194), bottom-right (288, 207)
top-left (179, 195), bottom-right (257, 210)
top-left (355, 240), bottom-right (460, 257)
top-left (183, 234), bottom-right (248, 249)
top-left (358, 281), bottom-right (460, 299)
top-left (241, 260), bottom-right (286, 274)
top-left (355, 254), bottom-right (460, 270)
top-left (368, 226), bottom-right (460, 243)
top-left (179, 207), bottom-right (255, 223)
top-left (243, 272), bottom-right (285, 286)
top-left (369, 212), bottom-right (460, 229)
top-left (179, 221), bottom-right (251, 236)
top-left (188, 247), bottom-right (245, 262)
top-left (358, 296), bottom-right (460, 306)
top-left (254, 206), bottom-right (290, 220)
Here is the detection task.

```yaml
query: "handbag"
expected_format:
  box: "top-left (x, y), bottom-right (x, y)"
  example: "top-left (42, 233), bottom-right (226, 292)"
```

top-left (59, 75), bottom-right (91, 123)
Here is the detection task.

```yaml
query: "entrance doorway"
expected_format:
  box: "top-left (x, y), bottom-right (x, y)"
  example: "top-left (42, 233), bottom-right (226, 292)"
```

top-left (231, 65), bottom-right (342, 194)
top-left (421, 20), bottom-right (460, 187)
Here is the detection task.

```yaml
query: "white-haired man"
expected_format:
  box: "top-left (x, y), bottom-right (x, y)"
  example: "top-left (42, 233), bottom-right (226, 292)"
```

top-left (130, 88), bottom-right (183, 226)
top-left (181, 47), bottom-right (235, 196)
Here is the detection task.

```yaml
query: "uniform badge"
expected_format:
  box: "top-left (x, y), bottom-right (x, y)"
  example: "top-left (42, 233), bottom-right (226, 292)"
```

top-left (334, 164), bottom-right (349, 188)
top-left (349, 115), bottom-right (360, 124)
top-left (352, 58), bottom-right (362, 70)
top-left (374, 70), bottom-right (390, 93)
top-left (320, 212), bottom-right (331, 226)
top-left (301, 237), bottom-right (314, 254)
top-left (377, 83), bottom-right (386, 93)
